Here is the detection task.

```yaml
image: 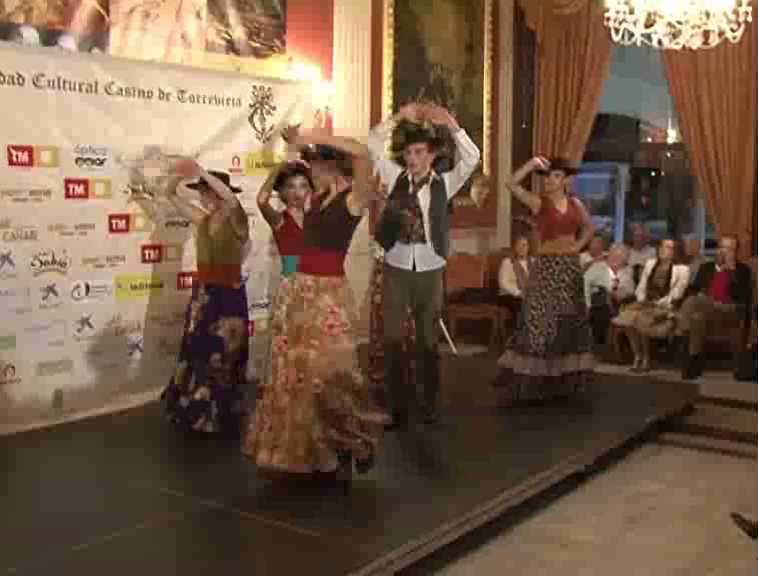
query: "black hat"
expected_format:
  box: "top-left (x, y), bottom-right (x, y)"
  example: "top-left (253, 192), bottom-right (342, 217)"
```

top-left (536, 157), bottom-right (578, 176)
top-left (186, 170), bottom-right (242, 194)
top-left (273, 161), bottom-right (315, 193)
top-left (300, 144), bottom-right (353, 176)
top-left (391, 122), bottom-right (445, 155)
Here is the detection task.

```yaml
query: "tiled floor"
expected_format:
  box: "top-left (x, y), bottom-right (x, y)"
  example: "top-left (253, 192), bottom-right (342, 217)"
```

top-left (429, 435), bottom-right (756, 575)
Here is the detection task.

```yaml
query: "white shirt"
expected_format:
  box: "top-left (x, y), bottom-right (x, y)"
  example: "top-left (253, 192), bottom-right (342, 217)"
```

top-left (583, 261), bottom-right (635, 307)
top-left (367, 120), bottom-right (481, 272)
top-left (498, 257), bottom-right (530, 297)
top-left (628, 246), bottom-right (656, 269)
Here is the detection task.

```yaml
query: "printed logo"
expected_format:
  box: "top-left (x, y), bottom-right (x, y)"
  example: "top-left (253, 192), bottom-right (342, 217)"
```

top-left (48, 222), bottom-right (97, 238)
top-left (81, 254), bottom-right (126, 271)
top-left (71, 280), bottom-right (112, 302)
top-left (73, 312), bottom-right (96, 341)
top-left (64, 177), bottom-right (112, 199)
top-left (0, 334), bottom-right (16, 352)
top-left (30, 249), bottom-right (72, 277)
top-left (248, 84), bottom-right (276, 142)
top-left (0, 361), bottom-right (21, 386)
top-left (35, 358), bottom-right (74, 377)
top-left (114, 274), bottom-right (164, 300)
top-left (0, 188), bottom-right (52, 203)
top-left (38, 281), bottom-right (63, 310)
top-left (176, 271), bottom-right (195, 290)
top-left (105, 314), bottom-right (143, 336)
top-left (25, 320), bottom-right (66, 348)
top-left (0, 218), bottom-right (38, 242)
top-left (242, 150), bottom-right (283, 174)
top-left (230, 154), bottom-right (243, 175)
top-left (108, 213), bottom-right (152, 234)
top-left (140, 243), bottom-right (182, 264)
top-left (127, 334), bottom-right (144, 358)
top-left (161, 206), bottom-right (191, 230)
top-left (7, 145), bottom-right (59, 168)
top-left (73, 145), bottom-right (109, 171)
top-left (0, 249), bottom-right (17, 279)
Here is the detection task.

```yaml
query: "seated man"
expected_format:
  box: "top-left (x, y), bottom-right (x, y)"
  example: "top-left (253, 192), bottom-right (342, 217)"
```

top-left (584, 243), bottom-right (635, 348)
top-left (678, 235), bottom-right (753, 380)
top-left (580, 234), bottom-right (609, 272)
top-left (627, 222), bottom-right (656, 285)
top-left (497, 235), bottom-right (531, 315)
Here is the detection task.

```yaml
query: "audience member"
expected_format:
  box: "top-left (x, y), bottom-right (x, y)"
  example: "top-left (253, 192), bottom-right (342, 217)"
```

top-left (584, 243), bottom-right (635, 348)
top-left (497, 235), bottom-right (531, 315)
top-left (677, 235), bottom-right (752, 380)
top-left (682, 234), bottom-right (707, 285)
top-left (627, 223), bottom-right (656, 284)
top-left (580, 234), bottom-right (609, 271)
top-left (612, 239), bottom-right (690, 372)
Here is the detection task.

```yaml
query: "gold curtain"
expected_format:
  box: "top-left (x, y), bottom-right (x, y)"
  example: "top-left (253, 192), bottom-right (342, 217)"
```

top-left (661, 24), bottom-right (756, 257)
top-left (520, 0), bottom-right (612, 163)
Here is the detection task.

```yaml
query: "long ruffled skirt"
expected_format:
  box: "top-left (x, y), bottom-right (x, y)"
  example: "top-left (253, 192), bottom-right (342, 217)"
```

top-left (162, 282), bottom-right (249, 434)
top-left (243, 272), bottom-right (387, 473)
top-left (496, 254), bottom-right (594, 401)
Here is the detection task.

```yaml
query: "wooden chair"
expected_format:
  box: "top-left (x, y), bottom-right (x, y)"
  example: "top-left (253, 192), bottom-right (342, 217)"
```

top-left (445, 252), bottom-right (499, 347)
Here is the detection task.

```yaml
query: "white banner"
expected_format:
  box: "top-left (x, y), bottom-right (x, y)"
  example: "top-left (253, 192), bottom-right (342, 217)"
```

top-left (0, 44), bottom-right (314, 433)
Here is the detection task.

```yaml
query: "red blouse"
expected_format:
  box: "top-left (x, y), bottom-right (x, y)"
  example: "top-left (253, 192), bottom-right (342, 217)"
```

top-left (271, 210), bottom-right (304, 257)
top-left (534, 197), bottom-right (582, 242)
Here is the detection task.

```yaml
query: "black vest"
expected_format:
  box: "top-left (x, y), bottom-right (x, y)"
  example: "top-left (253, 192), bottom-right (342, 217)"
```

top-left (375, 172), bottom-right (449, 259)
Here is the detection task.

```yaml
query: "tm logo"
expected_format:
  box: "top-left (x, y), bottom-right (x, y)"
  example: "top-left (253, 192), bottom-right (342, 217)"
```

top-left (64, 178), bottom-right (112, 199)
top-left (7, 145), bottom-right (59, 168)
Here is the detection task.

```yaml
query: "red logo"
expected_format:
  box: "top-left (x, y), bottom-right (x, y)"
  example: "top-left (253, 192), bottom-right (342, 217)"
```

top-left (140, 244), bottom-right (163, 264)
top-left (176, 271), bottom-right (195, 290)
top-left (108, 214), bottom-right (131, 234)
top-left (230, 155), bottom-right (243, 174)
top-left (64, 178), bottom-right (89, 199)
top-left (7, 145), bottom-right (33, 167)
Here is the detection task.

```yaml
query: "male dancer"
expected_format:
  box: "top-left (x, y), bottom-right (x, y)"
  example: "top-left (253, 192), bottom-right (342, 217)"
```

top-left (368, 103), bottom-right (480, 429)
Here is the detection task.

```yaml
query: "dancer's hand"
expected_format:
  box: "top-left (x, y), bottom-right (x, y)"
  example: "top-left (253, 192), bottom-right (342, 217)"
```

top-left (173, 157), bottom-right (202, 178)
top-left (282, 124), bottom-right (300, 143)
top-left (398, 102), bottom-right (421, 121)
top-left (530, 156), bottom-right (550, 171)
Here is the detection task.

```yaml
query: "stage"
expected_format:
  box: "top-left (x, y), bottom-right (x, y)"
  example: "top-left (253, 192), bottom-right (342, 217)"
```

top-left (0, 355), bottom-right (696, 575)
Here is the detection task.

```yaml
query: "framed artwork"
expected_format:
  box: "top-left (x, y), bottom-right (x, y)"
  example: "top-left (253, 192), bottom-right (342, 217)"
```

top-left (380, 0), bottom-right (495, 228)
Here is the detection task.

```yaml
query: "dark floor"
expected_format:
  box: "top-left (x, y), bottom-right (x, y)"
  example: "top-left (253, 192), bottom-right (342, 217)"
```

top-left (0, 355), bottom-right (696, 575)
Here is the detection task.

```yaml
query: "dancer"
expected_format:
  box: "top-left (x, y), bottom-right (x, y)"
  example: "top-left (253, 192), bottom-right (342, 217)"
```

top-left (495, 156), bottom-right (594, 403)
top-left (160, 161), bottom-right (251, 434)
top-left (367, 178), bottom-right (417, 408)
top-left (244, 128), bottom-right (385, 482)
top-left (257, 159), bottom-right (312, 276)
top-left (612, 239), bottom-right (689, 373)
top-left (369, 102), bottom-right (481, 429)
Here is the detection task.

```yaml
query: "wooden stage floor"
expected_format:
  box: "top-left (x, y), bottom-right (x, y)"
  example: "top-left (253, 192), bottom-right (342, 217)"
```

top-left (0, 354), bottom-right (696, 575)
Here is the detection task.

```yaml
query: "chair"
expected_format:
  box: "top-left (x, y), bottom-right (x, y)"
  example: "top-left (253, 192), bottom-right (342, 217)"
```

top-left (486, 249), bottom-right (513, 345)
top-left (445, 252), bottom-right (499, 347)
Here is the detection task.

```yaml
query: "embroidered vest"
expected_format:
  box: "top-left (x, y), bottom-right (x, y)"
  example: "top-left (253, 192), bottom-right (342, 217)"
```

top-left (375, 171), bottom-right (449, 259)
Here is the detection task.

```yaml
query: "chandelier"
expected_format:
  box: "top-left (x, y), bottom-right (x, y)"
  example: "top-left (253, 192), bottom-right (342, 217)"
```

top-left (603, 1), bottom-right (753, 50)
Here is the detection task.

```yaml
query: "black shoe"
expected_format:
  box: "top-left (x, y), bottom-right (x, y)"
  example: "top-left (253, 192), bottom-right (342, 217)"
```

top-left (355, 444), bottom-right (375, 475)
top-left (682, 354), bottom-right (703, 380)
top-left (730, 513), bottom-right (758, 539)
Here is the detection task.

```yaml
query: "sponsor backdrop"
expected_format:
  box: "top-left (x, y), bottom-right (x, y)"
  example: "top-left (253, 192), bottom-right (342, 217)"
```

top-left (0, 43), bottom-right (315, 433)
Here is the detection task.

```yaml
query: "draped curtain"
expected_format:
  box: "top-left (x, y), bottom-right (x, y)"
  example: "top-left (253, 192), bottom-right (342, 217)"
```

top-left (519, 0), bottom-right (612, 163)
top-left (661, 24), bottom-right (756, 257)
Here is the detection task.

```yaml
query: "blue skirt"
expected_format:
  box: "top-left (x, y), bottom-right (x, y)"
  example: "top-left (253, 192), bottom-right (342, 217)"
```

top-left (162, 282), bottom-right (250, 434)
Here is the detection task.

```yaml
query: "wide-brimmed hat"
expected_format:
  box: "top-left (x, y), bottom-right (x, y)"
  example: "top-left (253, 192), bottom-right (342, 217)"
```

top-left (186, 170), bottom-right (242, 194)
top-left (535, 157), bottom-right (578, 176)
top-left (391, 121), bottom-right (446, 155)
top-left (273, 161), bottom-right (315, 193)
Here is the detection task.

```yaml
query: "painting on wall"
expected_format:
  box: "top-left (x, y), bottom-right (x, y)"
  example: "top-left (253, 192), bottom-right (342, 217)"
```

top-left (381, 0), bottom-right (495, 228)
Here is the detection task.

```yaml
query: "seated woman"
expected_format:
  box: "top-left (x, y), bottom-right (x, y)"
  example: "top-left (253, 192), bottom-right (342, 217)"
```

top-left (612, 238), bottom-right (690, 372)
top-left (497, 234), bottom-right (531, 316)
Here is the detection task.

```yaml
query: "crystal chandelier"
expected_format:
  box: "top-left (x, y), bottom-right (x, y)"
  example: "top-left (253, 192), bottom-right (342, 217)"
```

top-left (603, 1), bottom-right (753, 50)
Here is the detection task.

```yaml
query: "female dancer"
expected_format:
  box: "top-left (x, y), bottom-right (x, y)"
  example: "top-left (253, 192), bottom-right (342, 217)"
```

top-left (257, 160), bottom-right (312, 276)
top-left (243, 128), bottom-right (386, 483)
top-left (160, 161), bottom-right (251, 434)
top-left (495, 156), bottom-right (594, 402)
top-left (611, 238), bottom-right (689, 372)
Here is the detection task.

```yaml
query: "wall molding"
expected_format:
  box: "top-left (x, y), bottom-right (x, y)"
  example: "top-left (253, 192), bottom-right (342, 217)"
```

top-left (497, 0), bottom-right (515, 247)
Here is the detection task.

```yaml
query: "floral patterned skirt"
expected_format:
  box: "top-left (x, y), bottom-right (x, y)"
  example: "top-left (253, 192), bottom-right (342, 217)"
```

top-left (496, 254), bottom-right (594, 401)
top-left (243, 272), bottom-right (387, 473)
top-left (161, 282), bottom-right (249, 434)
top-left (367, 257), bottom-right (416, 398)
